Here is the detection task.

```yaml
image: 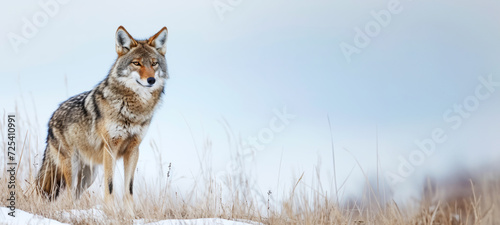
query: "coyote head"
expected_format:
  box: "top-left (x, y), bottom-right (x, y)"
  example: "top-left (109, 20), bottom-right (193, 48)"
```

top-left (111, 26), bottom-right (168, 93)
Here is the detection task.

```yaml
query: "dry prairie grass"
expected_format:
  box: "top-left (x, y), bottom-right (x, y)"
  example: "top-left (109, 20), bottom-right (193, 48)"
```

top-left (1, 110), bottom-right (500, 225)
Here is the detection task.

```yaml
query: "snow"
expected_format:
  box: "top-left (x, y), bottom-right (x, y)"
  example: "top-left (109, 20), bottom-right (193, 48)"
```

top-left (0, 207), bottom-right (69, 225)
top-left (140, 218), bottom-right (261, 225)
top-left (58, 207), bottom-right (106, 222)
top-left (0, 207), bottom-right (261, 225)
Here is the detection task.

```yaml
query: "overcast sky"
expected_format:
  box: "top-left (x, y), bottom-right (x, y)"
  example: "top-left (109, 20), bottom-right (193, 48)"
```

top-left (1, 0), bottom-right (500, 205)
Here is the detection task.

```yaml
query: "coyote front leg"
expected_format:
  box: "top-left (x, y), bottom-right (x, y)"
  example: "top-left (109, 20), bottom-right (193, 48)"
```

top-left (103, 140), bottom-right (116, 206)
top-left (123, 136), bottom-right (140, 215)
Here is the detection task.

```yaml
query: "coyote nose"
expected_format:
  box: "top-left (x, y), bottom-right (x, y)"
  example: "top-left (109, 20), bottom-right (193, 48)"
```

top-left (147, 77), bottom-right (156, 85)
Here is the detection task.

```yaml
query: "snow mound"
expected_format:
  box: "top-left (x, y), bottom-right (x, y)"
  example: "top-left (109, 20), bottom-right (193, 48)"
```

top-left (0, 207), bottom-right (69, 225)
top-left (141, 218), bottom-right (260, 225)
top-left (1, 207), bottom-right (261, 225)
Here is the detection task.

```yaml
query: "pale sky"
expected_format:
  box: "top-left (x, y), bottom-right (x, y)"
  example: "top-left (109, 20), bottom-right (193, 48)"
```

top-left (1, 0), bottom-right (500, 206)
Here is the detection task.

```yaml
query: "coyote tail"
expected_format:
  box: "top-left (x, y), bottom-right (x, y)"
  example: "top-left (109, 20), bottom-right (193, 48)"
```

top-left (36, 147), bottom-right (65, 200)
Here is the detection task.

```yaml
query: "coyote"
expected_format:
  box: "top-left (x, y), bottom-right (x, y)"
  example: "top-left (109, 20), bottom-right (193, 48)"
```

top-left (36, 26), bottom-right (168, 212)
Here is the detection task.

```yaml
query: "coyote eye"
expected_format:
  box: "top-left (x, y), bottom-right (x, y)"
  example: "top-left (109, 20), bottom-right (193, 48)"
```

top-left (131, 62), bottom-right (141, 66)
top-left (152, 62), bottom-right (158, 66)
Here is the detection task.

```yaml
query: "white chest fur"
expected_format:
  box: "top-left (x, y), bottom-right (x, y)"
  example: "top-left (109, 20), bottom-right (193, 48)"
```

top-left (106, 121), bottom-right (147, 139)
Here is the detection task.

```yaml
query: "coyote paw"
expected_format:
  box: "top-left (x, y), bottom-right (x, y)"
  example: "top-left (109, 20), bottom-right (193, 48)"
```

top-left (124, 196), bottom-right (135, 218)
top-left (103, 195), bottom-right (117, 214)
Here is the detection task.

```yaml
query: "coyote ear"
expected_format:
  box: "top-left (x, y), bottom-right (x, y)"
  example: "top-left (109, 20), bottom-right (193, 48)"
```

top-left (147, 27), bottom-right (168, 55)
top-left (115, 26), bottom-right (137, 56)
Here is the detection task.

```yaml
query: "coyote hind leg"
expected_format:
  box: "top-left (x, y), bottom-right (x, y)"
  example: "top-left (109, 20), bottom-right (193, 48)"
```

top-left (75, 162), bottom-right (97, 199)
top-left (72, 151), bottom-right (97, 199)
